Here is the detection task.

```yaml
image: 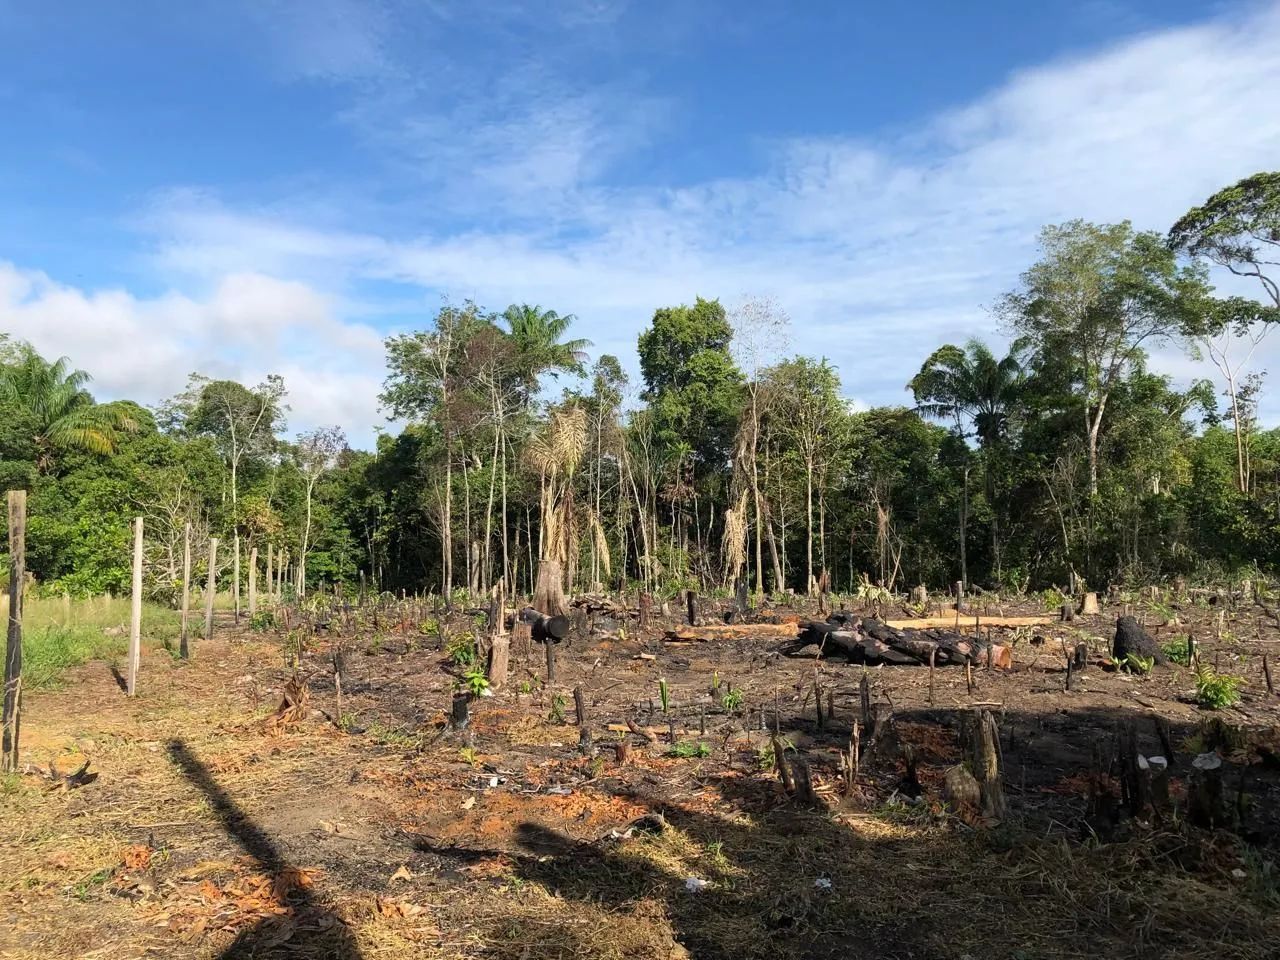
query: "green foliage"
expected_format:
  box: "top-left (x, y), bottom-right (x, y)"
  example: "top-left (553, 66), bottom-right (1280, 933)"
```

top-left (248, 609), bottom-right (275, 631)
top-left (658, 677), bottom-right (670, 714)
top-left (1170, 170), bottom-right (1280, 309)
top-left (1122, 652), bottom-right (1155, 675)
top-left (668, 741), bottom-right (711, 759)
top-left (756, 736), bottom-right (794, 771)
top-left (461, 667), bottom-right (490, 697)
top-left (720, 688), bottom-right (744, 713)
top-left (548, 693), bottom-right (567, 724)
top-left (1040, 587), bottom-right (1068, 612)
top-left (1161, 635), bottom-right (1193, 667)
top-left (445, 632), bottom-right (476, 668)
top-left (1195, 665), bottom-right (1244, 709)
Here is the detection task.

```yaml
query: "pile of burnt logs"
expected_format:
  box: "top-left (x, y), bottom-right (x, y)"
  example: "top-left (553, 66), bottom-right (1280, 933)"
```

top-left (795, 613), bottom-right (1004, 667)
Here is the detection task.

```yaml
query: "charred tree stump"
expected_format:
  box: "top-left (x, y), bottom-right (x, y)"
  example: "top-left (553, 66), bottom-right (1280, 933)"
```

top-left (1113, 616), bottom-right (1166, 666)
top-left (686, 590), bottom-right (697, 626)
top-left (573, 685), bottom-right (587, 725)
top-left (451, 692), bottom-right (470, 731)
top-left (1189, 752), bottom-right (1228, 829)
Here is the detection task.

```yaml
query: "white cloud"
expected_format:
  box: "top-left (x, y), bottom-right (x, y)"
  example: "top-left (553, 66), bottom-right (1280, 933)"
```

top-left (0, 262), bottom-right (387, 444)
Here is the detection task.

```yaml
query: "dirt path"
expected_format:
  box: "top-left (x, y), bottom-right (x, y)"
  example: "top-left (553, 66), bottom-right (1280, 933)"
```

top-left (2, 606), bottom-right (1278, 960)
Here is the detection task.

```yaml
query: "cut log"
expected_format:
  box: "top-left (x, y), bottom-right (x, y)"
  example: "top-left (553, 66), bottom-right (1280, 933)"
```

top-left (665, 622), bottom-right (801, 641)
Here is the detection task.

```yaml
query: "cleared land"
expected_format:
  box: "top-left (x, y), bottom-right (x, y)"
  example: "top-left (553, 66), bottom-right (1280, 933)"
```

top-left (2, 589), bottom-right (1279, 960)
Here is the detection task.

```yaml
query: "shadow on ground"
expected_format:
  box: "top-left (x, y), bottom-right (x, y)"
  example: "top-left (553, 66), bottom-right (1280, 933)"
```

top-left (167, 739), bottom-right (362, 959)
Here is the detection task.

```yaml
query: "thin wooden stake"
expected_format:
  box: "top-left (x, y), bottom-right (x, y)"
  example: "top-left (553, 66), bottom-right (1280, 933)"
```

top-left (928, 647), bottom-right (937, 705)
top-left (179, 523), bottom-right (191, 659)
top-left (248, 546), bottom-right (258, 618)
top-left (2, 490), bottom-right (27, 772)
top-left (1263, 653), bottom-right (1274, 696)
top-left (203, 537), bottom-right (219, 645)
top-left (127, 517), bottom-right (143, 696)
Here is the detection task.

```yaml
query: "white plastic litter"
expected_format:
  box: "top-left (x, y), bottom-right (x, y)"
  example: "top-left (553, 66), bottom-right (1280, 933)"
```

top-left (685, 877), bottom-right (708, 893)
top-left (814, 878), bottom-right (833, 890)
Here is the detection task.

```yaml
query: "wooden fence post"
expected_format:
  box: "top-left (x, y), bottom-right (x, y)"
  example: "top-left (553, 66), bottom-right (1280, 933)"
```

top-left (127, 517), bottom-right (143, 696)
top-left (233, 535), bottom-right (241, 624)
top-left (179, 523), bottom-right (191, 659)
top-left (248, 546), bottom-right (258, 618)
top-left (203, 537), bottom-right (219, 644)
top-left (2, 490), bottom-right (26, 772)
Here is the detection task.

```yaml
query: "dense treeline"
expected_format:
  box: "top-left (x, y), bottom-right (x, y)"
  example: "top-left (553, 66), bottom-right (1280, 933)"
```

top-left (4, 173), bottom-right (1280, 601)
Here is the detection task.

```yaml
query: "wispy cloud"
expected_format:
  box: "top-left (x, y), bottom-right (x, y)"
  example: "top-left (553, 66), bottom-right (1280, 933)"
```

top-left (12, 3), bottom-right (1280, 444)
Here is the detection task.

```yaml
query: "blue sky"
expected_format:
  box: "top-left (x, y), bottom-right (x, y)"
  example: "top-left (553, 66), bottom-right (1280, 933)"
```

top-left (2, 0), bottom-right (1278, 446)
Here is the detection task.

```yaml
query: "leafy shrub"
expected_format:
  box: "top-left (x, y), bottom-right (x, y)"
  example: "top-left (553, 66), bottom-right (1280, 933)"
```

top-left (445, 632), bottom-right (476, 667)
top-left (721, 688), bottom-right (744, 712)
top-left (461, 667), bottom-right (490, 697)
top-left (669, 741), bottom-right (711, 758)
top-left (1162, 635), bottom-right (1192, 666)
top-left (248, 609), bottom-right (275, 631)
top-left (1195, 665), bottom-right (1243, 710)
top-left (1123, 652), bottom-right (1155, 675)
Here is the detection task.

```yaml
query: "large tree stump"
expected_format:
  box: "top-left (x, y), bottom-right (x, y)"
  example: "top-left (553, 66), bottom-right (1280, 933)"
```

top-left (1079, 592), bottom-right (1100, 616)
top-left (532, 559), bottom-right (567, 618)
top-left (487, 634), bottom-right (510, 689)
top-left (969, 709), bottom-right (1006, 821)
top-left (1113, 616), bottom-right (1166, 666)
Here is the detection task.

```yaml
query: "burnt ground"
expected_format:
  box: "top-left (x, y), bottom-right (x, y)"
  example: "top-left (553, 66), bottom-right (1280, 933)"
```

top-left (2, 590), bottom-right (1279, 960)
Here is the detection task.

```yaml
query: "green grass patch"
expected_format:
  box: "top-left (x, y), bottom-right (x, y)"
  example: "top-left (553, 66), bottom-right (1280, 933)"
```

top-left (9, 595), bottom-right (183, 689)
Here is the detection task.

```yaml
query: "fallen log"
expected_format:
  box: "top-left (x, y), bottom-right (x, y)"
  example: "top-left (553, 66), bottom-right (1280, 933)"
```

top-left (664, 622), bottom-right (801, 641)
top-left (797, 616), bottom-right (1012, 668)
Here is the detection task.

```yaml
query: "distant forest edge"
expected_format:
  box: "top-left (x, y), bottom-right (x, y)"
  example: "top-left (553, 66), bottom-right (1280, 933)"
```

top-left (3, 171), bottom-right (1280, 599)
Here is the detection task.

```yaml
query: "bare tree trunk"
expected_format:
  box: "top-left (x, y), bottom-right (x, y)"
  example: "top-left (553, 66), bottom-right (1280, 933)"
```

top-left (805, 460), bottom-right (815, 595)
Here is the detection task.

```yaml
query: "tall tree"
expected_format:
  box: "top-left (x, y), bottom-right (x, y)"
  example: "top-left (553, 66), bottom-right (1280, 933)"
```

top-left (164, 374), bottom-right (287, 616)
top-left (0, 346), bottom-right (138, 474)
top-left (999, 220), bottom-right (1207, 495)
top-left (731, 297), bottom-right (790, 595)
top-left (293, 426), bottom-right (347, 596)
top-left (769, 357), bottom-right (845, 594)
top-left (383, 302), bottom-right (491, 595)
top-left (909, 339), bottom-right (1024, 582)
top-left (502, 304), bottom-right (592, 385)
top-left (1170, 170), bottom-right (1280, 308)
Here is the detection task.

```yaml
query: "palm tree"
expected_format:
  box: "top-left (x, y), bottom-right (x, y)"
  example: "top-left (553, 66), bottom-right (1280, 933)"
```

top-left (909, 339), bottom-right (1024, 584)
top-left (502, 304), bottom-right (592, 385)
top-left (0, 346), bottom-right (138, 473)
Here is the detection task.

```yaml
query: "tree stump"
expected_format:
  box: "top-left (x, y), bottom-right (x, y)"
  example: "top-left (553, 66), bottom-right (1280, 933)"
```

top-left (532, 559), bottom-right (568, 618)
top-left (487, 634), bottom-right (510, 689)
top-left (1060, 601), bottom-right (1075, 622)
top-left (970, 709), bottom-right (1006, 821)
top-left (1079, 592), bottom-right (1100, 616)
